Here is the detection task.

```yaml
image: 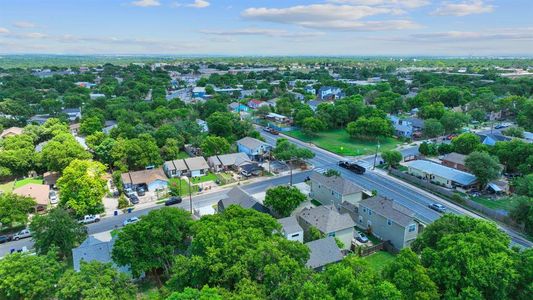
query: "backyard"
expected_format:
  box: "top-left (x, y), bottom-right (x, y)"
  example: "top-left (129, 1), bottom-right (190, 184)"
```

top-left (0, 177), bottom-right (43, 193)
top-left (285, 129), bottom-right (399, 156)
top-left (362, 251), bottom-right (396, 272)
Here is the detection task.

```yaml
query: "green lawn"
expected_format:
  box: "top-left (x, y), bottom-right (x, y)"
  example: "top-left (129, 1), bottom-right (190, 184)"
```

top-left (190, 172), bottom-right (218, 184)
top-left (175, 151), bottom-right (190, 159)
top-left (470, 196), bottom-right (520, 211)
top-left (363, 251), bottom-right (396, 272)
top-left (0, 181), bottom-right (15, 193)
top-left (215, 172), bottom-right (236, 185)
top-left (168, 178), bottom-right (199, 196)
top-left (14, 177), bottom-right (43, 188)
top-left (285, 129), bottom-right (399, 157)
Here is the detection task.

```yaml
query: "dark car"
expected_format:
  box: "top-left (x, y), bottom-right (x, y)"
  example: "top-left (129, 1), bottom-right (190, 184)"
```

top-left (165, 196), bottom-right (182, 206)
top-left (137, 188), bottom-right (145, 197)
top-left (0, 235), bottom-right (11, 244)
top-left (129, 194), bottom-right (139, 205)
top-left (428, 203), bottom-right (447, 213)
top-left (338, 160), bottom-right (366, 174)
top-left (494, 124), bottom-right (506, 129)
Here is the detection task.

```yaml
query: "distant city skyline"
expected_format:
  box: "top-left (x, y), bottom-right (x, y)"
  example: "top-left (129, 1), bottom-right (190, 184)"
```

top-left (1, 0), bottom-right (532, 56)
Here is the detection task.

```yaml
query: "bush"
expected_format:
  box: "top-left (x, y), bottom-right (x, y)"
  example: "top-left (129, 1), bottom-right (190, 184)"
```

top-left (117, 195), bottom-right (129, 209)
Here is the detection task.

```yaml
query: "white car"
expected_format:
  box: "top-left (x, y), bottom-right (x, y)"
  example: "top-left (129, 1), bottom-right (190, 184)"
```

top-left (123, 217), bottom-right (140, 226)
top-left (13, 229), bottom-right (32, 240)
top-left (49, 190), bottom-right (58, 204)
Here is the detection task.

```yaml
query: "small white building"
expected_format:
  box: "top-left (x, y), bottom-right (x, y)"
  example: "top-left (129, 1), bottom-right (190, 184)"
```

top-left (278, 216), bottom-right (304, 243)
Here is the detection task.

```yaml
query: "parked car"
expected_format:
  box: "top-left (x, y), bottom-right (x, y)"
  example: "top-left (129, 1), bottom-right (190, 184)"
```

top-left (165, 196), bottom-right (182, 206)
top-left (137, 188), bottom-right (145, 197)
top-left (78, 214), bottom-right (101, 224)
top-left (356, 231), bottom-right (369, 243)
top-left (428, 203), bottom-right (447, 213)
top-left (129, 194), bottom-right (139, 205)
top-left (241, 170), bottom-right (252, 177)
top-left (49, 190), bottom-right (58, 204)
top-left (13, 229), bottom-right (31, 241)
top-left (0, 235), bottom-right (11, 244)
top-left (495, 124), bottom-right (507, 129)
top-left (123, 217), bottom-right (140, 226)
top-left (338, 160), bottom-right (366, 174)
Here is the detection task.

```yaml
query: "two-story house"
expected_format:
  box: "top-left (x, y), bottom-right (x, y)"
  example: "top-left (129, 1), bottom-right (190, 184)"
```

top-left (357, 196), bottom-right (422, 249)
top-left (317, 86), bottom-right (344, 100)
top-left (236, 137), bottom-right (272, 161)
top-left (309, 172), bottom-right (366, 208)
top-left (298, 205), bottom-right (355, 250)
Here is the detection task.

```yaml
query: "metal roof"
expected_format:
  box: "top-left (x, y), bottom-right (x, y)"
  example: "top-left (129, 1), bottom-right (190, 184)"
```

top-left (405, 160), bottom-right (477, 186)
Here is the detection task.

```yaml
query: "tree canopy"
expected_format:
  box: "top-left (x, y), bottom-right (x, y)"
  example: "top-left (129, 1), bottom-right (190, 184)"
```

top-left (264, 185), bottom-right (307, 217)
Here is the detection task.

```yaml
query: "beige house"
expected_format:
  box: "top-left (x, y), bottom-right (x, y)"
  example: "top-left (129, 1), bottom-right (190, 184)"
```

top-left (13, 183), bottom-right (50, 211)
top-left (309, 172), bottom-right (366, 208)
top-left (0, 127), bottom-right (23, 138)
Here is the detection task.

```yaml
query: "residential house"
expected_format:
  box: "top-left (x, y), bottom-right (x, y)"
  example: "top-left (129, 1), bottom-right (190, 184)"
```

top-left (298, 205), bottom-right (356, 250)
top-left (247, 99), bottom-right (268, 109)
top-left (13, 183), bottom-right (50, 211)
top-left (308, 100), bottom-right (327, 112)
top-left (236, 137), bottom-right (272, 161)
top-left (523, 131), bottom-right (533, 143)
top-left (163, 159), bottom-right (189, 178)
top-left (207, 152), bottom-right (252, 172)
top-left (72, 231), bottom-right (129, 274)
top-left (102, 120), bottom-right (117, 135)
top-left (290, 91), bottom-right (305, 101)
top-left (278, 216), bottom-right (304, 243)
top-left (184, 157), bottom-right (209, 177)
top-left (121, 168), bottom-right (168, 191)
top-left (192, 86), bottom-right (206, 98)
top-left (406, 117), bottom-right (425, 132)
top-left (357, 196), bottom-right (421, 249)
top-left (217, 186), bottom-right (269, 214)
top-left (63, 108), bottom-right (82, 122)
top-left (304, 85), bottom-right (316, 95)
top-left (388, 115), bottom-right (414, 138)
top-left (441, 152), bottom-right (468, 172)
top-left (317, 86), bottom-right (344, 100)
top-left (69, 123), bottom-right (80, 135)
top-left (266, 112), bottom-right (290, 123)
top-left (0, 126), bottom-right (23, 138)
top-left (196, 119), bottom-right (208, 133)
top-left (43, 171), bottom-right (60, 187)
top-left (89, 93), bottom-right (106, 100)
top-left (405, 160), bottom-right (477, 189)
top-left (229, 102), bottom-right (249, 113)
top-left (309, 172), bottom-right (365, 208)
top-left (305, 237), bottom-right (344, 271)
top-left (477, 133), bottom-right (511, 146)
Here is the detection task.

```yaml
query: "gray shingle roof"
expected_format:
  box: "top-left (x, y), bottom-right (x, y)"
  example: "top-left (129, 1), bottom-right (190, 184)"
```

top-left (236, 137), bottom-right (269, 151)
top-left (405, 160), bottom-right (477, 186)
top-left (72, 231), bottom-right (114, 272)
top-left (215, 152), bottom-right (252, 167)
top-left (305, 237), bottom-right (343, 269)
top-left (164, 159), bottom-right (188, 172)
top-left (219, 187), bottom-right (269, 214)
top-left (184, 157), bottom-right (209, 171)
top-left (298, 205), bottom-right (355, 234)
top-left (310, 172), bottom-right (364, 196)
top-left (441, 152), bottom-right (467, 166)
top-left (278, 216), bottom-right (303, 235)
top-left (359, 196), bottom-right (416, 227)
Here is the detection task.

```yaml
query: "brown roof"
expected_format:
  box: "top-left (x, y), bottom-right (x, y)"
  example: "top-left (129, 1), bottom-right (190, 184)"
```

top-left (121, 168), bottom-right (168, 185)
top-left (0, 127), bottom-right (23, 138)
top-left (441, 152), bottom-right (467, 166)
top-left (13, 183), bottom-right (50, 206)
top-left (43, 171), bottom-right (60, 185)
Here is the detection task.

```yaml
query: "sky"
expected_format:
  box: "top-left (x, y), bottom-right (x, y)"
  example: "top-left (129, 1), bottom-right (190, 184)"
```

top-left (0, 0), bottom-right (532, 56)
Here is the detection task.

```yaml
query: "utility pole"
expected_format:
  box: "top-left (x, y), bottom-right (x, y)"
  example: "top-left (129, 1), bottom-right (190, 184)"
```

top-left (188, 177), bottom-right (193, 214)
top-left (372, 139), bottom-right (380, 170)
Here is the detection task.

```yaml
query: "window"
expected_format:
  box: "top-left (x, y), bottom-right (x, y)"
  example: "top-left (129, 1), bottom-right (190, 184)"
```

top-left (367, 220), bottom-right (372, 228)
top-left (387, 219), bottom-right (392, 226)
top-left (368, 209), bottom-right (372, 216)
top-left (328, 232), bottom-right (336, 237)
top-left (358, 216), bottom-right (363, 224)
top-left (408, 224), bottom-right (416, 232)
top-left (291, 233), bottom-right (300, 238)
top-left (362, 208), bottom-right (366, 213)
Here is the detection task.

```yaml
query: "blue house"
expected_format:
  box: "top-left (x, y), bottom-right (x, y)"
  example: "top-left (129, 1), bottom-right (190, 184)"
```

top-left (229, 102), bottom-right (249, 113)
top-left (236, 137), bottom-right (272, 161)
top-left (304, 85), bottom-right (316, 95)
top-left (192, 87), bottom-right (206, 98)
top-left (318, 86), bottom-right (344, 100)
top-left (477, 134), bottom-right (511, 146)
top-left (388, 115), bottom-right (414, 138)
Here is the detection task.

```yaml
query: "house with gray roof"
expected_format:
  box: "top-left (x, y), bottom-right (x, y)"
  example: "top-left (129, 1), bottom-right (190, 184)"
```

top-left (278, 216), bottom-right (304, 243)
top-left (298, 205), bottom-right (355, 250)
top-left (358, 196), bottom-right (421, 249)
top-left (236, 137), bottom-right (272, 161)
top-left (309, 172), bottom-right (365, 208)
top-left (163, 159), bottom-right (189, 178)
top-left (217, 186), bottom-right (269, 214)
top-left (477, 133), bottom-right (511, 146)
top-left (184, 157), bottom-right (209, 177)
top-left (72, 231), bottom-right (129, 274)
top-left (207, 152), bottom-right (252, 172)
top-left (405, 159), bottom-right (477, 189)
top-left (305, 237), bottom-right (343, 271)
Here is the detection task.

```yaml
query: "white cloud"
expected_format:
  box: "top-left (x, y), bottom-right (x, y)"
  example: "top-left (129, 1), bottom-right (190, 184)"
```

top-left (131, 0), bottom-right (160, 7)
top-left (241, 4), bottom-right (419, 31)
top-left (410, 28), bottom-right (533, 41)
top-left (0, 27), bottom-right (10, 34)
top-left (13, 21), bottom-right (36, 28)
top-left (201, 28), bottom-right (324, 38)
top-left (187, 0), bottom-right (210, 8)
top-left (327, 0), bottom-right (430, 9)
top-left (432, 0), bottom-right (494, 16)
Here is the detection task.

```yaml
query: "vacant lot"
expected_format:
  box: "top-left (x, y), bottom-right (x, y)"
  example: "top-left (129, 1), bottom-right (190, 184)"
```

top-left (286, 129), bottom-right (399, 156)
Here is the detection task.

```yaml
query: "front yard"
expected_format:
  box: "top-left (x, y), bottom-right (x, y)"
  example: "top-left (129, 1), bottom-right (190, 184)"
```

top-left (362, 251), bottom-right (396, 272)
top-left (470, 196), bottom-right (520, 212)
top-left (285, 129), bottom-right (399, 156)
top-left (190, 172), bottom-right (218, 184)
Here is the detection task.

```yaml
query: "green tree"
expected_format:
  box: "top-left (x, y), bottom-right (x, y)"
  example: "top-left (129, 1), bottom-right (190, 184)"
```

top-left (512, 248), bottom-right (533, 300)
top-left (509, 196), bottom-right (533, 235)
top-left (57, 159), bottom-right (107, 217)
top-left (451, 132), bottom-right (481, 155)
top-left (517, 99), bottom-right (533, 131)
top-left (492, 139), bottom-right (533, 173)
top-left (502, 127), bottom-right (524, 138)
top-left (382, 248), bottom-right (439, 300)
top-left (418, 141), bottom-right (438, 157)
top-left (439, 111), bottom-right (469, 133)
top-left (419, 102), bottom-right (445, 120)
top-left (323, 169), bottom-right (340, 177)
top-left (200, 135), bottom-right (231, 157)
top-left (301, 117), bottom-right (326, 136)
top-left (513, 174), bottom-right (533, 197)
top-left (161, 138), bottom-right (183, 161)
top-left (30, 208), bottom-right (87, 259)
top-left (272, 138), bottom-right (315, 161)
top-left (264, 186), bottom-right (307, 217)
top-left (465, 151), bottom-right (502, 187)
top-left (56, 261), bottom-right (136, 300)
top-left (207, 112), bottom-right (234, 138)
top-left (0, 193), bottom-right (36, 228)
top-left (0, 134), bottom-right (36, 177)
top-left (381, 150), bottom-right (402, 168)
top-left (423, 118), bottom-right (444, 138)
top-left (40, 133), bottom-right (91, 172)
top-left (0, 252), bottom-right (64, 300)
top-left (167, 286), bottom-right (225, 300)
top-left (346, 116), bottom-right (392, 139)
top-left (79, 115), bottom-right (104, 136)
top-left (112, 207), bottom-right (193, 283)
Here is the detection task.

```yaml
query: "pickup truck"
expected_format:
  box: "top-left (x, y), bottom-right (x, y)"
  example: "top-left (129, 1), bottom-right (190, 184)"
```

top-left (338, 161), bottom-right (366, 174)
top-left (78, 214), bottom-right (101, 224)
top-left (13, 229), bottom-right (32, 241)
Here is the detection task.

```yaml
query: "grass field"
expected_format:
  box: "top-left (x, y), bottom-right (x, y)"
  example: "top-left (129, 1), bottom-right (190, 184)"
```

top-left (363, 251), bottom-right (396, 272)
top-left (190, 172), bottom-right (218, 184)
top-left (470, 196), bottom-right (520, 211)
top-left (285, 129), bottom-right (399, 157)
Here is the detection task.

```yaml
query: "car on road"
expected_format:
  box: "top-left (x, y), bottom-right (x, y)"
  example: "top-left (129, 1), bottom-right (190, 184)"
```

top-left (49, 190), bottom-right (58, 204)
top-left (123, 217), bottom-right (140, 226)
top-left (428, 203), bottom-right (447, 213)
top-left (136, 188), bottom-right (145, 197)
top-left (263, 127), bottom-right (279, 135)
top-left (338, 160), bottom-right (366, 174)
top-left (129, 194), bottom-right (139, 205)
top-left (356, 231), bottom-right (369, 243)
top-left (13, 229), bottom-right (31, 241)
top-left (165, 196), bottom-right (182, 206)
top-left (0, 235), bottom-right (11, 244)
top-left (79, 214), bottom-right (101, 224)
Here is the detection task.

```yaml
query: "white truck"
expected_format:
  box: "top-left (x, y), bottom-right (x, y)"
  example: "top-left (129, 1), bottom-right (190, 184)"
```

top-left (78, 214), bottom-right (101, 224)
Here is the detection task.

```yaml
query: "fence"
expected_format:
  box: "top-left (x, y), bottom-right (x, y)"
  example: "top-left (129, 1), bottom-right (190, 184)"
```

top-left (353, 241), bottom-right (399, 257)
top-left (389, 169), bottom-right (455, 197)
